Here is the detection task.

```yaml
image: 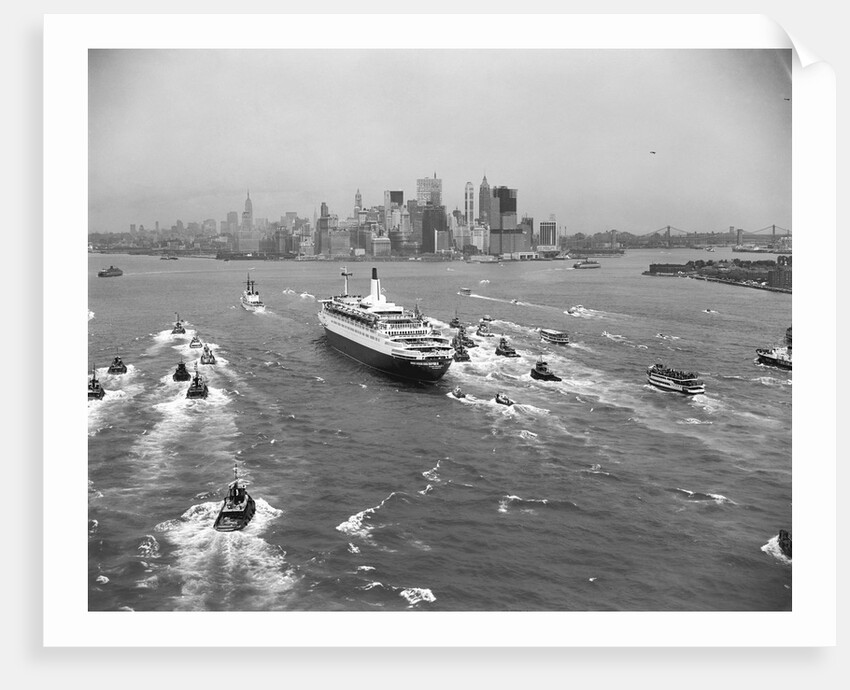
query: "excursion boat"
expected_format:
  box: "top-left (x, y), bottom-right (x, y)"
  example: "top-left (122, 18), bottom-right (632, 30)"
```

top-left (213, 464), bottom-right (256, 532)
top-left (646, 363), bottom-right (705, 395)
top-left (451, 386), bottom-right (467, 399)
top-left (189, 335), bottom-right (203, 349)
top-left (88, 366), bottom-right (105, 400)
top-left (539, 328), bottom-right (570, 345)
top-left (317, 267), bottom-right (455, 383)
top-left (495, 392), bottom-right (514, 406)
top-left (756, 327), bottom-right (792, 370)
top-left (476, 321), bottom-right (494, 337)
top-left (573, 259), bottom-right (600, 269)
top-left (530, 357), bottom-right (562, 381)
top-left (171, 313), bottom-right (186, 335)
top-left (97, 265), bottom-right (123, 277)
top-left (107, 356), bottom-right (127, 374)
top-left (459, 287), bottom-right (472, 296)
top-left (495, 336), bottom-right (520, 358)
top-left (186, 364), bottom-right (209, 399)
top-left (172, 361), bottom-right (191, 381)
top-left (241, 274), bottom-right (265, 311)
top-left (200, 345), bottom-right (217, 365)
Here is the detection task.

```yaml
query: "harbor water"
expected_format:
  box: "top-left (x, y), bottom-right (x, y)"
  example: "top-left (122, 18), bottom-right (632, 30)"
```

top-left (87, 248), bottom-right (791, 612)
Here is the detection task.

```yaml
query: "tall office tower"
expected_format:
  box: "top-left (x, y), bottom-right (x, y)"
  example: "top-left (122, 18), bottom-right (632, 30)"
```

top-left (421, 205), bottom-right (447, 253)
top-left (241, 190), bottom-right (253, 231)
top-left (478, 175), bottom-right (490, 224)
top-left (355, 189), bottom-right (362, 210)
top-left (383, 191), bottom-right (403, 231)
top-left (539, 220), bottom-right (557, 246)
top-left (416, 172), bottom-right (442, 206)
top-left (464, 181), bottom-right (474, 226)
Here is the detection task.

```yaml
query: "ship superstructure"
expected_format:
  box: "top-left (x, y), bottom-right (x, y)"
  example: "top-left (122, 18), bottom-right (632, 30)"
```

top-left (318, 267), bottom-right (454, 382)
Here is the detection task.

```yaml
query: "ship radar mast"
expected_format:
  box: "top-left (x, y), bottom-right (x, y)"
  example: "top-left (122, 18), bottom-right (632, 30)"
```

top-left (341, 266), bottom-right (352, 295)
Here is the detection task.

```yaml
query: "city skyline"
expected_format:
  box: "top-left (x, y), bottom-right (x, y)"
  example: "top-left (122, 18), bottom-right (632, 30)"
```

top-left (89, 49), bottom-right (791, 236)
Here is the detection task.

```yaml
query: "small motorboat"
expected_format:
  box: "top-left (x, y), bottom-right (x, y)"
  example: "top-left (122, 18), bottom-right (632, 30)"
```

top-left (530, 357), bottom-right (562, 381)
top-left (213, 463), bottom-right (256, 532)
top-left (172, 361), bottom-right (191, 381)
top-left (481, 314), bottom-right (493, 322)
top-left (451, 386), bottom-right (467, 399)
top-left (189, 335), bottom-right (203, 349)
top-left (567, 305), bottom-right (583, 315)
top-left (495, 336), bottom-right (520, 357)
top-left (495, 392), bottom-right (514, 407)
top-left (97, 265), bottom-right (123, 278)
top-left (186, 364), bottom-right (209, 399)
top-left (200, 345), bottom-right (217, 365)
top-left (88, 366), bottom-right (105, 400)
top-left (171, 313), bottom-right (186, 335)
top-left (107, 356), bottom-right (127, 374)
top-left (476, 321), bottom-right (494, 337)
top-left (778, 529), bottom-right (792, 559)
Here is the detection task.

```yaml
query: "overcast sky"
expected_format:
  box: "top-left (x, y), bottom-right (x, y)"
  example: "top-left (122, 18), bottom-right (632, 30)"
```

top-left (88, 49), bottom-right (791, 236)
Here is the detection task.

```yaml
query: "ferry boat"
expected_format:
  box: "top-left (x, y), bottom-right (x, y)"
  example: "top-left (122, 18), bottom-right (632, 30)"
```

top-left (539, 328), bottom-right (570, 345)
top-left (171, 313), bottom-right (186, 335)
top-left (241, 274), bottom-right (265, 311)
top-left (573, 259), bottom-right (600, 269)
top-left (646, 363), bottom-right (705, 395)
top-left (495, 392), bottom-right (514, 407)
top-left (200, 345), bottom-right (217, 365)
top-left (530, 357), bottom-right (562, 381)
top-left (756, 327), bottom-right (792, 370)
top-left (97, 265), bottom-right (123, 278)
top-left (317, 267), bottom-right (455, 383)
top-left (459, 287), bottom-right (472, 296)
top-left (495, 336), bottom-right (520, 357)
top-left (186, 364), bottom-right (209, 399)
top-left (88, 366), bottom-right (105, 400)
top-left (172, 361), bottom-right (191, 381)
top-left (107, 356), bottom-right (127, 374)
top-left (213, 464), bottom-right (256, 532)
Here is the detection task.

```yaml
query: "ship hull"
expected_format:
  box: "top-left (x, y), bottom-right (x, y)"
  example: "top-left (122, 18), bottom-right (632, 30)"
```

top-left (323, 327), bottom-right (452, 383)
top-left (756, 351), bottom-right (792, 370)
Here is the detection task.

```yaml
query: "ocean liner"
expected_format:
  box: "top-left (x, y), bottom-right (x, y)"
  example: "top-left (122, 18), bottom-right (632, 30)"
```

top-left (318, 267), bottom-right (454, 382)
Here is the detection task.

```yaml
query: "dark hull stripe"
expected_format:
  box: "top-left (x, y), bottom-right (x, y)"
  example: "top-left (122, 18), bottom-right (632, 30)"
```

top-left (324, 327), bottom-right (452, 383)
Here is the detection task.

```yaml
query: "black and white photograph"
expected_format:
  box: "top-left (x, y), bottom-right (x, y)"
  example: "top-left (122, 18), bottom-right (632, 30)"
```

top-left (39, 13), bottom-right (836, 653)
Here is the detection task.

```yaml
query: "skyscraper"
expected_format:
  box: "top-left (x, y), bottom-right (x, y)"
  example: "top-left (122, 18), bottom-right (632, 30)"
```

top-left (464, 182), bottom-right (474, 227)
top-left (416, 172), bottom-right (442, 206)
top-left (355, 189), bottom-right (362, 210)
top-left (478, 175), bottom-right (490, 224)
top-left (241, 190), bottom-right (253, 231)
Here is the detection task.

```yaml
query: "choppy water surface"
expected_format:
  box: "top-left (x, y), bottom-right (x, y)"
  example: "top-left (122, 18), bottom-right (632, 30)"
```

top-left (88, 249), bottom-right (791, 611)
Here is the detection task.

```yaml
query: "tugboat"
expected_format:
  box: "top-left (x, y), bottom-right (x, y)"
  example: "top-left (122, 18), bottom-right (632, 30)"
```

top-left (756, 327), bottom-right (792, 370)
top-left (778, 529), bottom-right (792, 559)
top-left (171, 313), bottom-right (186, 335)
top-left (453, 338), bottom-right (471, 362)
top-left (186, 364), bottom-right (209, 399)
top-left (213, 463), bottom-right (256, 532)
top-left (107, 356), bottom-right (127, 374)
top-left (646, 363), bottom-right (705, 395)
top-left (456, 325), bottom-right (476, 348)
top-left (241, 273), bottom-right (265, 311)
top-left (97, 265), bottom-right (123, 277)
top-left (495, 392), bottom-right (514, 407)
top-left (476, 320), bottom-right (494, 337)
top-left (495, 336), bottom-right (520, 357)
top-left (539, 328), bottom-right (570, 344)
top-left (530, 357), bottom-right (562, 381)
top-left (449, 310), bottom-right (462, 328)
top-left (88, 366), bottom-right (105, 400)
top-left (189, 335), bottom-right (203, 349)
top-left (172, 361), bottom-right (191, 381)
top-left (200, 345), bottom-right (217, 365)
top-left (451, 386), bottom-right (467, 399)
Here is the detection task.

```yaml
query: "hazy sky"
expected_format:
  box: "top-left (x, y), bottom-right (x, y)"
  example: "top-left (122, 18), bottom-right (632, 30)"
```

top-left (88, 49), bottom-right (791, 236)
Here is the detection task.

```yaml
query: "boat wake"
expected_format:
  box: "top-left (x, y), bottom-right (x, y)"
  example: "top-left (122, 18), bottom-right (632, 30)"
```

top-left (153, 499), bottom-right (293, 611)
top-left (498, 494), bottom-right (579, 514)
top-left (671, 487), bottom-right (736, 506)
top-left (299, 292), bottom-right (315, 300)
top-left (88, 310), bottom-right (95, 320)
top-left (336, 491), bottom-right (411, 547)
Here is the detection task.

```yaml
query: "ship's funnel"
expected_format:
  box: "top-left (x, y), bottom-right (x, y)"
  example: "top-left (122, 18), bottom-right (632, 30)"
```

top-left (370, 267), bottom-right (384, 302)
